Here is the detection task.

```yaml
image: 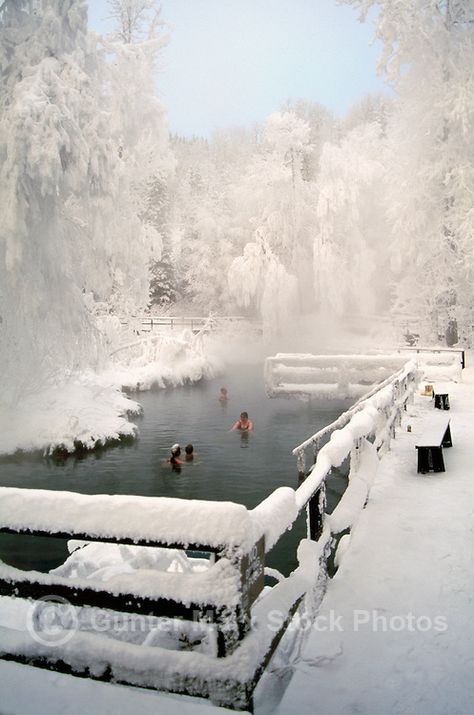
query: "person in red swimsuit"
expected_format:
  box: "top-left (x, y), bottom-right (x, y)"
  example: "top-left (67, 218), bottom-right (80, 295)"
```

top-left (230, 411), bottom-right (254, 432)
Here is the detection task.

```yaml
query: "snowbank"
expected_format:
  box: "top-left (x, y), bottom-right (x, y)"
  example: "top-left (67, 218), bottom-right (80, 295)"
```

top-left (0, 380), bottom-right (140, 456)
top-left (0, 329), bottom-right (221, 457)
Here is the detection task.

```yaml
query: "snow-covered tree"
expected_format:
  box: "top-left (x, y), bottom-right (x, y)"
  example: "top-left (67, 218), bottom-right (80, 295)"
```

top-left (342, 92), bottom-right (392, 136)
top-left (107, 0), bottom-right (162, 44)
top-left (0, 0), bottom-right (110, 402)
top-left (0, 0), bottom-right (173, 405)
top-left (314, 121), bottom-right (391, 318)
top-left (280, 98), bottom-right (337, 180)
top-left (103, 0), bottom-right (175, 311)
top-left (228, 111), bottom-right (317, 333)
top-left (167, 133), bottom-right (253, 313)
top-left (344, 0), bottom-right (474, 344)
top-left (228, 231), bottom-right (298, 338)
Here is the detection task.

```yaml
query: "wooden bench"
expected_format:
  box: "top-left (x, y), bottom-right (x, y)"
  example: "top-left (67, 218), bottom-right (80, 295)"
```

top-left (415, 417), bottom-right (452, 473)
top-left (433, 391), bottom-right (450, 410)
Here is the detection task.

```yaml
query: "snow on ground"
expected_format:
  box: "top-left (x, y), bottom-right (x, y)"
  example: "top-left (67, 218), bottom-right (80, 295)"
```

top-left (275, 370), bottom-right (474, 715)
top-left (0, 377), bottom-right (141, 456)
top-left (0, 659), bottom-right (231, 715)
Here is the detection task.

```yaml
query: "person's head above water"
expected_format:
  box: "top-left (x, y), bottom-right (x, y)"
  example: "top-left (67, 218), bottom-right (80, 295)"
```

top-left (185, 444), bottom-right (193, 455)
top-left (219, 387), bottom-right (228, 400)
top-left (230, 411), bottom-right (253, 432)
top-left (171, 443), bottom-right (181, 456)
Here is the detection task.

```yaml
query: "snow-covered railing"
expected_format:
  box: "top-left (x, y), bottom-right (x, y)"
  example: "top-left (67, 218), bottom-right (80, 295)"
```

top-left (120, 315), bottom-right (251, 333)
top-left (290, 360), bottom-right (420, 553)
top-left (264, 353), bottom-right (409, 400)
top-left (0, 485), bottom-right (310, 709)
top-left (291, 360), bottom-right (419, 476)
top-left (0, 359), bottom-right (420, 710)
top-left (396, 346), bottom-right (465, 377)
top-left (0, 491), bottom-right (267, 662)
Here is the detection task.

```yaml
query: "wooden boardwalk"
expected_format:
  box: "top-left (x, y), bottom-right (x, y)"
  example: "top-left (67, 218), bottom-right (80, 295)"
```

top-left (275, 372), bottom-right (474, 715)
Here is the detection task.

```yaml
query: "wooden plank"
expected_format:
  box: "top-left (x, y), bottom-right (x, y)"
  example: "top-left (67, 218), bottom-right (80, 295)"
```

top-left (240, 537), bottom-right (265, 617)
top-left (0, 576), bottom-right (219, 621)
top-left (415, 419), bottom-right (450, 448)
top-left (0, 528), bottom-right (223, 554)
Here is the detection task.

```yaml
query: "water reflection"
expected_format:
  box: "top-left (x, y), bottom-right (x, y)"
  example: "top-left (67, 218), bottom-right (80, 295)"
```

top-left (240, 431), bottom-right (250, 448)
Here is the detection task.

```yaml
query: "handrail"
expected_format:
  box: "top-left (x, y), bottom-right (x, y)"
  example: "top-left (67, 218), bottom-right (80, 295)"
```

top-left (0, 489), bottom-right (256, 552)
top-left (292, 361), bottom-right (415, 460)
top-left (264, 352), bottom-right (409, 401)
top-left (397, 346), bottom-right (465, 369)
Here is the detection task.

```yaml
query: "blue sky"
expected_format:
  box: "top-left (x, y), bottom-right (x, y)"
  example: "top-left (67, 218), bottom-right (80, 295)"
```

top-left (88, 0), bottom-right (389, 138)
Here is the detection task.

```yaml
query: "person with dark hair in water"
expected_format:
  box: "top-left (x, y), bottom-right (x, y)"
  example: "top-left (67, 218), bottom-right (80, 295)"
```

top-left (230, 411), bottom-right (254, 432)
top-left (184, 444), bottom-right (195, 461)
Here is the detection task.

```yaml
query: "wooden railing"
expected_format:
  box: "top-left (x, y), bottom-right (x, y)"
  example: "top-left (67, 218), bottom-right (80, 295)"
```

top-left (397, 346), bottom-right (465, 370)
top-left (264, 353), bottom-right (410, 400)
top-left (292, 360), bottom-right (420, 553)
top-left (0, 360), bottom-right (420, 711)
top-left (120, 315), bottom-right (251, 333)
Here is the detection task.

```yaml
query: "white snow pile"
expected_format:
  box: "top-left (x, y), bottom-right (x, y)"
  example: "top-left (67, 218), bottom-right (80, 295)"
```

top-left (102, 325), bottom-right (222, 392)
top-left (0, 378), bottom-right (140, 456)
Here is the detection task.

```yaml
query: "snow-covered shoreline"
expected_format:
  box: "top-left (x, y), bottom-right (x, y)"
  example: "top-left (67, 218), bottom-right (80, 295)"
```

top-left (0, 331), bottom-right (222, 458)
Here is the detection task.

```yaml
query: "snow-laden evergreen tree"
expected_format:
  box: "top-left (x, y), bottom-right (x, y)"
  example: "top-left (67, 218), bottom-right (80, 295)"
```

top-left (344, 0), bottom-right (474, 344)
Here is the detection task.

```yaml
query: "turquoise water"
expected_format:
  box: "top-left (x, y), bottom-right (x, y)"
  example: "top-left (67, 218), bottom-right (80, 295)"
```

top-left (0, 364), bottom-right (348, 575)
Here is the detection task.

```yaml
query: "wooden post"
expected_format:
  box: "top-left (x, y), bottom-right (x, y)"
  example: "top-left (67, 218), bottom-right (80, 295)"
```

top-left (307, 482), bottom-right (326, 541)
top-left (296, 449), bottom-right (306, 479)
top-left (216, 537), bottom-right (265, 658)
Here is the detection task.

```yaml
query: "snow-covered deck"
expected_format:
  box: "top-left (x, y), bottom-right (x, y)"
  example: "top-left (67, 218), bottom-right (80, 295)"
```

top-left (276, 372), bottom-right (474, 715)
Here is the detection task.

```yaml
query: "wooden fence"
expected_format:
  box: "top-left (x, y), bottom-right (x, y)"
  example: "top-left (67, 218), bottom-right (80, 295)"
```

top-left (120, 315), bottom-right (250, 333)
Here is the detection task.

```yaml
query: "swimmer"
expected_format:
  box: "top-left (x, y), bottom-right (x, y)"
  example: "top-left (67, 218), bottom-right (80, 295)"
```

top-left (218, 387), bottom-right (229, 402)
top-left (169, 443), bottom-right (183, 469)
top-left (184, 444), bottom-right (194, 461)
top-left (230, 411), bottom-right (254, 432)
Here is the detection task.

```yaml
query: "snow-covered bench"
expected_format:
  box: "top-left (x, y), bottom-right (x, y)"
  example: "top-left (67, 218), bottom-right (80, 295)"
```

top-left (415, 417), bottom-right (452, 473)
